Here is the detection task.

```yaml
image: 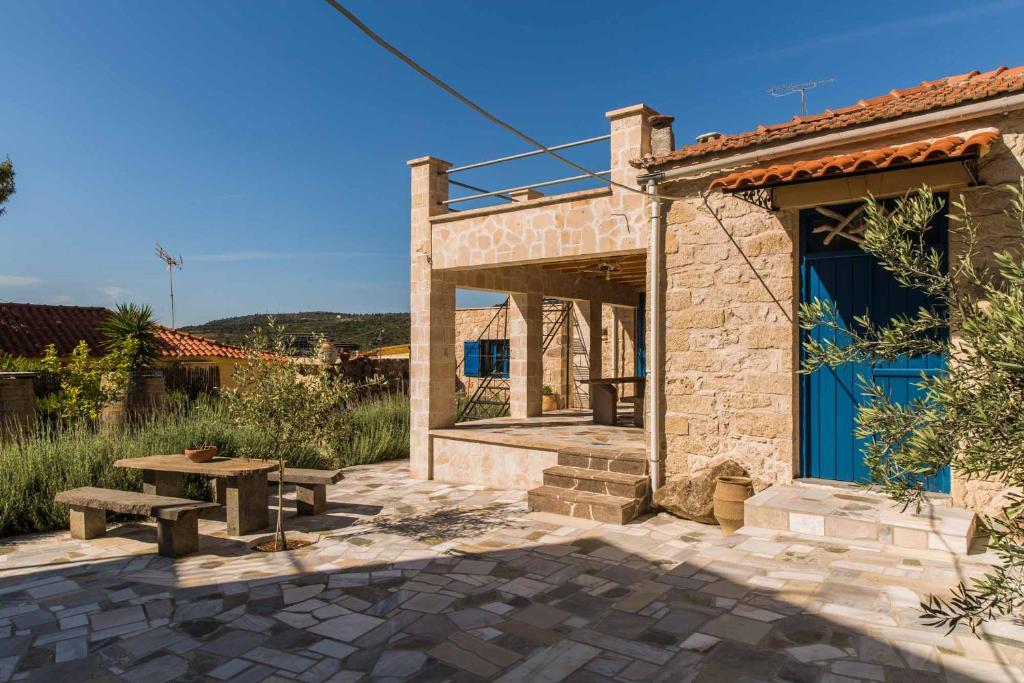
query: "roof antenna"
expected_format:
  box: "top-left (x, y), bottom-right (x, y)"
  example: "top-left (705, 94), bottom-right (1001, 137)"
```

top-left (768, 78), bottom-right (835, 116)
top-left (155, 243), bottom-right (184, 329)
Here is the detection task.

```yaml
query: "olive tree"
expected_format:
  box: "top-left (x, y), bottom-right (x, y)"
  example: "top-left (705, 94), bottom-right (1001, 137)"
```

top-left (800, 181), bottom-right (1024, 633)
top-left (224, 319), bottom-right (354, 550)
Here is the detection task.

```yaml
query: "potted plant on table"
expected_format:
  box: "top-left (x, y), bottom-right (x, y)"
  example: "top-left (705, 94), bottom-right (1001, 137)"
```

top-left (184, 443), bottom-right (218, 462)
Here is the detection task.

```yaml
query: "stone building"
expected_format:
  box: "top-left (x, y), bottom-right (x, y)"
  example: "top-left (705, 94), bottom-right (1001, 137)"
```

top-left (409, 65), bottom-right (1024, 544)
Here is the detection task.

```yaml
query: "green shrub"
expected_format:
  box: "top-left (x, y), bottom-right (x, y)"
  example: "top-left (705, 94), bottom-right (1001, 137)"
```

top-left (0, 392), bottom-right (409, 537)
top-left (346, 392), bottom-right (409, 465)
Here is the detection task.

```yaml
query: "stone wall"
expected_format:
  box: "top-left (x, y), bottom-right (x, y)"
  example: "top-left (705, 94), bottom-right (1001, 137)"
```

top-left (948, 112), bottom-right (1024, 515)
top-left (658, 185), bottom-right (796, 490)
top-left (454, 303), bottom-right (569, 406)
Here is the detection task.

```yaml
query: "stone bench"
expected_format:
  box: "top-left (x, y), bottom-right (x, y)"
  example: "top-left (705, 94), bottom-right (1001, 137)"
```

top-left (55, 487), bottom-right (219, 557)
top-left (267, 468), bottom-right (343, 515)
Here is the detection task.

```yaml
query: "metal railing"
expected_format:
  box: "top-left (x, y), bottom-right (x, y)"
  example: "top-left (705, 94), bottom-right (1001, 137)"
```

top-left (443, 134), bottom-right (610, 208)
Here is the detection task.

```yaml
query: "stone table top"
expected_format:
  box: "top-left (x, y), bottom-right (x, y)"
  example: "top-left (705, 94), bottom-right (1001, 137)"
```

top-left (579, 376), bottom-right (646, 384)
top-left (113, 454), bottom-right (278, 477)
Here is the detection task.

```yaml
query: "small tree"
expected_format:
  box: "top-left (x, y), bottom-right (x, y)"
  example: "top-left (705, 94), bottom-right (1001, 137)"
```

top-left (224, 319), bottom-right (353, 550)
top-left (0, 157), bottom-right (14, 218)
top-left (800, 181), bottom-right (1024, 633)
top-left (39, 340), bottom-right (136, 421)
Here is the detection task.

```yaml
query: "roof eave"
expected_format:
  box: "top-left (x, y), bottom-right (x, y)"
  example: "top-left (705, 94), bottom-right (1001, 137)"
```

top-left (641, 91), bottom-right (1024, 184)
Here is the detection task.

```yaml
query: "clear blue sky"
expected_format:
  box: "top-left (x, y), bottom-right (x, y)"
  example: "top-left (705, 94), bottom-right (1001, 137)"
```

top-left (2, 1), bottom-right (1022, 326)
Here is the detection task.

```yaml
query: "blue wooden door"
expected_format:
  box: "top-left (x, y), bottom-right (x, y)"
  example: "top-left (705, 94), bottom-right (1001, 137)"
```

top-left (800, 200), bottom-right (950, 492)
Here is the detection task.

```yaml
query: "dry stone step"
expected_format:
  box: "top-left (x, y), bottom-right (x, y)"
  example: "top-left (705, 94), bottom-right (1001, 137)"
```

top-left (542, 465), bottom-right (649, 499)
top-left (528, 485), bottom-right (646, 525)
top-left (744, 483), bottom-right (980, 554)
top-left (557, 449), bottom-right (648, 476)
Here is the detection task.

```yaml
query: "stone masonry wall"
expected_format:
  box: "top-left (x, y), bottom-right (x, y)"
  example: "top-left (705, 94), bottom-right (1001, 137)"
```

top-left (454, 304), bottom-right (569, 405)
top-left (949, 112), bottom-right (1024, 515)
top-left (659, 186), bottom-right (796, 490)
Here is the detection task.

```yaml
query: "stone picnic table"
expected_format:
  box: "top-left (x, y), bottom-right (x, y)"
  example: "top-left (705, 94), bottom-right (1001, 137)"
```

top-left (580, 376), bottom-right (646, 426)
top-left (113, 454), bottom-right (278, 536)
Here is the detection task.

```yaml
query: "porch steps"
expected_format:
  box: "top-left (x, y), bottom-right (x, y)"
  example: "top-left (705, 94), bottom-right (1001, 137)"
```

top-left (543, 465), bottom-right (649, 499)
top-left (743, 482), bottom-right (981, 554)
top-left (528, 450), bottom-right (650, 525)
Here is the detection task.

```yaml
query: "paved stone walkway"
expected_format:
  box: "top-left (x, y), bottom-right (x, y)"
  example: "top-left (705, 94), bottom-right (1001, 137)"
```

top-left (0, 460), bottom-right (1021, 682)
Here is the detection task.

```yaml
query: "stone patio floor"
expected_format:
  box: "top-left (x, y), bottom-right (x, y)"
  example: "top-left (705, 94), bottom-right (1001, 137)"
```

top-left (0, 460), bottom-right (1021, 683)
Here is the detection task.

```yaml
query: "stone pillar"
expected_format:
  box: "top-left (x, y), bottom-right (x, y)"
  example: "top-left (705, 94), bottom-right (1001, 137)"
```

top-left (612, 306), bottom-right (637, 383)
top-left (572, 299), bottom-right (603, 406)
top-left (588, 299), bottom-right (604, 383)
top-left (509, 291), bottom-right (543, 418)
top-left (605, 104), bottom-right (658, 189)
top-left (409, 156), bottom-right (455, 480)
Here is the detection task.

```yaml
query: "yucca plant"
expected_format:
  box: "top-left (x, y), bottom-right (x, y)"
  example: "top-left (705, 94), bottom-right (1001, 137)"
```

top-left (98, 303), bottom-right (162, 371)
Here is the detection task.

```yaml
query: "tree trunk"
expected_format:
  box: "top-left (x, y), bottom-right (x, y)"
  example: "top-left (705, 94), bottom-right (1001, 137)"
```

top-left (276, 458), bottom-right (286, 551)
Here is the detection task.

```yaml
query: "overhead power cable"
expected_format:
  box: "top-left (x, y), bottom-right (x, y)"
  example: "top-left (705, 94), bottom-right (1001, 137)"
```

top-left (320, 0), bottom-right (694, 203)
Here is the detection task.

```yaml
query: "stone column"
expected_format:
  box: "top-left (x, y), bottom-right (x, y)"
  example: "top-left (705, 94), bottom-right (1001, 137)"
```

top-left (409, 156), bottom-right (455, 480)
top-left (605, 104), bottom-right (658, 189)
top-left (572, 299), bottom-right (603, 406)
top-left (509, 291), bottom-right (543, 418)
top-left (613, 306), bottom-right (637, 380)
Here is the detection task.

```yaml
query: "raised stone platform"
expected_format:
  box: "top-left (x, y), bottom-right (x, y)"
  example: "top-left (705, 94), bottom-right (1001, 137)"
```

top-left (429, 410), bottom-right (645, 490)
top-left (744, 481), bottom-right (980, 554)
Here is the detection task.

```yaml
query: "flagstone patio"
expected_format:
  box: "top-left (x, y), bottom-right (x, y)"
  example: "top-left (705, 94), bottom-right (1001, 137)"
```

top-left (0, 460), bottom-right (1021, 683)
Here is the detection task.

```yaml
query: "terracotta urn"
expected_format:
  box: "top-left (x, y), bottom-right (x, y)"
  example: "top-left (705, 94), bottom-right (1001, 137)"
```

top-left (713, 475), bottom-right (753, 535)
top-left (185, 446), bottom-right (218, 463)
top-left (542, 393), bottom-right (560, 412)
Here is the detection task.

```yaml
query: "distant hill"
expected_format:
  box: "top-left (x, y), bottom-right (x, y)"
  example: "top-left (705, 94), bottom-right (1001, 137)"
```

top-left (181, 311), bottom-right (410, 350)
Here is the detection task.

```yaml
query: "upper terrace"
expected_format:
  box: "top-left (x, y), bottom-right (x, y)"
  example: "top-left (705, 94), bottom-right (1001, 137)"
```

top-left (410, 104), bottom-right (662, 273)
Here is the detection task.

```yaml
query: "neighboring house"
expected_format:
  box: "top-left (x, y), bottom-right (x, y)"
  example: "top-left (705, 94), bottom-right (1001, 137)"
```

top-left (0, 303), bottom-right (246, 389)
top-left (409, 64), bottom-right (1024, 533)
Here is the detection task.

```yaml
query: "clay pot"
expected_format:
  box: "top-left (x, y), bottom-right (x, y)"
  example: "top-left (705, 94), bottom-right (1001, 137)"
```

top-left (185, 446), bottom-right (218, 463)
top-left (713, 475), bottom-right (753, 535)
top-left (542, 394), bottom-right (560, 412)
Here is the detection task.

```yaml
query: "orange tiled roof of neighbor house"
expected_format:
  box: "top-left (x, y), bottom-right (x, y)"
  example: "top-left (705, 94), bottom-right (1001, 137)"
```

top-left (637, 66), bottom-right (1024, 168)
top-left (154, 328), bottom-right (248, 360)
top-left (0, 302), bottom-right (246, 360)
top-left (708, 129), bottom-right (1000, 192)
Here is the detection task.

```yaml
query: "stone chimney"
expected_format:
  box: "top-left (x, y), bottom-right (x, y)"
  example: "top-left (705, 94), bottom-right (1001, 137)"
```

top-left (509, 188), bottom-right (544, 202)
top-left (649, 115), bottom-right (676, 156)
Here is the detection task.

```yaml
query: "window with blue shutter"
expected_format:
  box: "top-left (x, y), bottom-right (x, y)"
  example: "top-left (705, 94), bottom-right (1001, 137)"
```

top-left (465, 339), bottom-right (510, 378)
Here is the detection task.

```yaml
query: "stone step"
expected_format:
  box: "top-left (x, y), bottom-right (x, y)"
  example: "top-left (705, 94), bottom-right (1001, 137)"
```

top-left (744, 483), bottom-right (980, 554)
top-left (543, 465), bottom-right (649, 499)
top-left (527, 486), bottom-right (646, 525)
top-left (557, 448), bottom-right (648, 476)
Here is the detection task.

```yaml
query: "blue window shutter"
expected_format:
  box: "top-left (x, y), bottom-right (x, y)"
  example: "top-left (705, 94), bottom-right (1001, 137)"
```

top-left (497, 339), bottom-right (510, 377)
top-left (464, 341), bottom-right (480, 377)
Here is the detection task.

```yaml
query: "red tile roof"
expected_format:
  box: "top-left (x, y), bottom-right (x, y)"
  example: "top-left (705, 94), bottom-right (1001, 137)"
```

top-left (0, 303), bottom-right (245, 360)
top-left (155, 328), bottom-right (247, 360)
top-left (708, 129), bottom-right (999, 192)
top-left (638, 66), bottom-right (1024, 168)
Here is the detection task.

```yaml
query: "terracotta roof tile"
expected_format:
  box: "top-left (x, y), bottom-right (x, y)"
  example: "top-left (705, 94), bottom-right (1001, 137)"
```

top-left (639, 66), bottom-right (1024, 167)
top-left (155, 328), bottom-right (247, 360)
top-left (708, 129), bottom-right (998, 192)
top-left (0, 303), bottom-right (245, 360)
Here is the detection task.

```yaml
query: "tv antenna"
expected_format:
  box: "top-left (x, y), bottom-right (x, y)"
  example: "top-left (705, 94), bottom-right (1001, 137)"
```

top-left (155, 243), bottom-right (184, 329)
top-left (768, 78), bottom-right (834, 116)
